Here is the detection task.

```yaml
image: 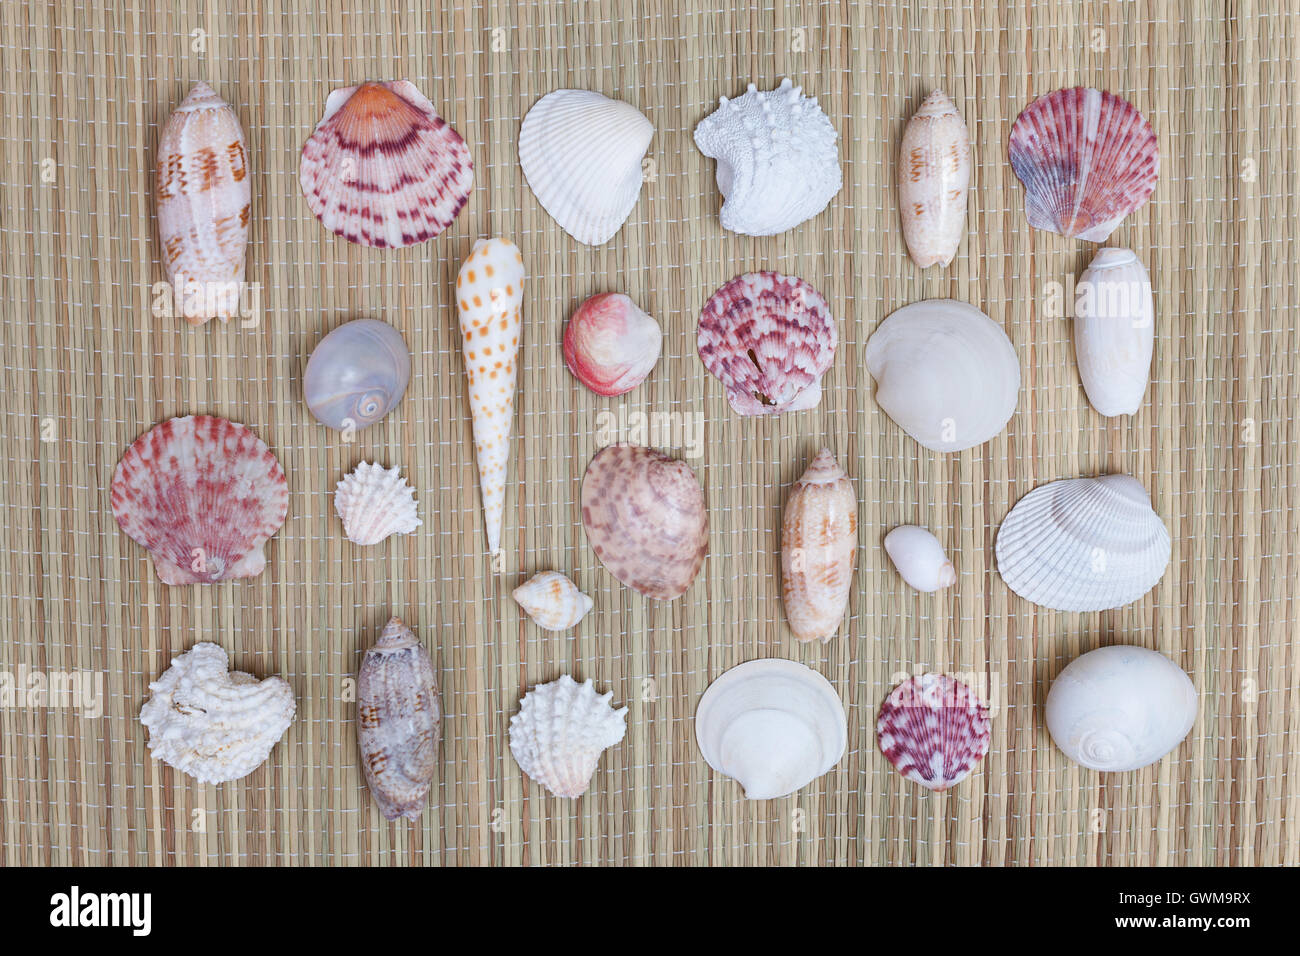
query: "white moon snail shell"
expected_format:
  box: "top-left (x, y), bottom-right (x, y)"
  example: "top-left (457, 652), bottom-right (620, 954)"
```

top-left (303, 319), bottom-right (411, 432)
top-left (883, 525), bottom-right (956, 592)
top-left (1046, 644), bottom-right (1197, 772)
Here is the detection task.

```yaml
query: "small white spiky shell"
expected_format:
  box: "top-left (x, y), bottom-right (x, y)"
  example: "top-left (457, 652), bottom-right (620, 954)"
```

top-left (694, 78), bottom-right (842, 236)
top-left (140, 642), bottom-right (295, 784)
top-left (1074, 247), bottom-right (1155, 417)
top-left (995, 474), bottom-right (1171, 612)
top-left (883, 525), bottom-right (956, 592)
top-left (519, 89), bottom-right (653, 245)
top-left (508, 675), bottom-right (627, 798)
top-left (334, 462), bottom-right (421, 546)
top-left (512, 571), bottom-right (594, 631)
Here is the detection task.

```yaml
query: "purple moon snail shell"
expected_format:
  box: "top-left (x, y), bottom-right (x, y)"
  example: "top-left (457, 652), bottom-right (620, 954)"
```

top-left (303, 318), bottom-right (410, 431)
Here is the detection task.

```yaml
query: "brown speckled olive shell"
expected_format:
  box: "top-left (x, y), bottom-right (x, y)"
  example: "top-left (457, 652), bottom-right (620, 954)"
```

top-left (580, 444), bottom-right (708, 600)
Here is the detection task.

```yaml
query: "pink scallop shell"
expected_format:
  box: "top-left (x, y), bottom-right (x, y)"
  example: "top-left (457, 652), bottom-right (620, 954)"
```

top-left (110, 415), bottom-right (289, 585)
top-left (1008, 87), bottom-right (1158, 242)
top-left (697, 271), bottom-right (837, 416)
top-left (299, 81), bottom-right (473, 248)
top-left (876, 674), bottom-right (991, 791)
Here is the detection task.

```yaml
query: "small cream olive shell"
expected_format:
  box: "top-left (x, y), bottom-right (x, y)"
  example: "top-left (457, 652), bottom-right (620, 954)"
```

top-left (303, 318), bottom-right (410, 431)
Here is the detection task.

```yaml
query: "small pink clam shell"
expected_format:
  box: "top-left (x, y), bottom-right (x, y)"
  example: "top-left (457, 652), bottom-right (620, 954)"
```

top-left (563, 293), bottom-right (662, 396)
top-left (697, 271), bottom-right (837, 415)
top-left (111, 415), bottom-right (289, 585)
top-left (876, 674), bottom-right (991, 791)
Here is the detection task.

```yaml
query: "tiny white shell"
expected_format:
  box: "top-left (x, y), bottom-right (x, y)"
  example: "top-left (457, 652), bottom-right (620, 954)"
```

top-left (509, 675), bottom-right (627, 798)
top-left (1046, 645), bottom-right (1196, 772)
top-left (883, 525), bottom-right (956, 592)
top-left (334, 462), bottom-right (422, 546)
top-left (512, 571), bottom-right (594, 631)
top-left (1074, 247), bottom-right (1155, 417)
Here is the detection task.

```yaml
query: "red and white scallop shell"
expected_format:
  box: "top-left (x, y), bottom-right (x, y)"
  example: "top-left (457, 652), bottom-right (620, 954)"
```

top-left (697, 271), bottom-right (837, 416)
top-left (110, 415), bottom-right (289, 585)
top-left (876, 674), bottom-right (991, 791)
top-left (299, 80), bottom-right (473, 248)
top-left (1008, 87), bottom-right (1158, 242)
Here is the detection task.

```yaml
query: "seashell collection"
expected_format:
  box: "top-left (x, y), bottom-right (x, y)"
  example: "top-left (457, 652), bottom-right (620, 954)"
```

top-left (121, 70), bottom-right (1186, 811)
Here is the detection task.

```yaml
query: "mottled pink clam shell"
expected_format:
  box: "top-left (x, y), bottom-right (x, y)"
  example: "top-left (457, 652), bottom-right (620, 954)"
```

top-left (876, 674), bottom-right (991, 791)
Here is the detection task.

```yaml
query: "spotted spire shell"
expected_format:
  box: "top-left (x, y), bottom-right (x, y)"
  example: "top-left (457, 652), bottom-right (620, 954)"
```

top-left (110, 416), bottom-right (289, 585)
top-left (781, 449), bottom-right (857, 643)
top-left (299, 81), bottom-right (473, 247)
top-left (357, 617), bottom-right (441, 821)
top-left (877, 674), bottom-right (991, 791)
top-left (1008, 87), bottom-right (1158, 242)
top-left (898, 89), bottom-right (970, 268)
top-left (156, 82), bottom-right (250, 324)
top-left (456, 238), bottom-right (525, 555)
top-left (697, 271), bottom-right (837, 416)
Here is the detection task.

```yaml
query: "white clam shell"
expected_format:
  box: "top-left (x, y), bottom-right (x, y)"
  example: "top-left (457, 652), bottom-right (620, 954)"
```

top-left (333, 462), bottom-right (422, 546)
top-left (512, 571), bottom-right (594, 631)
top-left (140, 643), bottom-right (295, 784)
top-left (519, 90), bottom-right (653, 245)
top-left (884, 525), bottom-right (956, 592)
top-left (1074, 247), bottom-right (1155, 417)
top-left (509, 675), bottom-right (627, 798)
top-left (694, 659), bottom-right (847, 800)
top-left (865, 299), bottom-right (1021, 452)
top-left (1046, 645), bottom-right (1196, 772)
top-left (694, 78), bottom-right (841, 236)
top-left (996, 474), bottom-right (1171, 612)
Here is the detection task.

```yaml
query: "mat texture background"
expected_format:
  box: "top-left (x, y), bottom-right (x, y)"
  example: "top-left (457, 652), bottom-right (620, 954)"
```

top-left (1, 0), bottom-right (1297, 866)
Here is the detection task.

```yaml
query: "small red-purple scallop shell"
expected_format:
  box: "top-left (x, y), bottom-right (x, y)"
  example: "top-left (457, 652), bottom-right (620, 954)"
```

top-left (1008, 87), bottom-right (1158, 242)
top-left (876, 674), bottom-right (991, 791)
top-left (697, 271), bottom-right (837, 416)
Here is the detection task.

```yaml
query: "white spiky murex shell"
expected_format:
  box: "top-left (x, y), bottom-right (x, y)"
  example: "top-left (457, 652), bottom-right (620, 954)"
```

top-left (508, 675), bottom-right (627, 798)
top-left (519, 89), bottom-right (653, 245)
top-left (883, 525), bottom-right (957, 592)
top-left (140, 642), bottom-right (295, 784)
top-left (512, 571), bottom-right (594, 631)
top-left (780, 448), bottom-right (857, 643)
top-left (995, 474), bottom-right (1171, 612)
top-left (334, 461), bottom-right (421, 546)
top-left (694, 659), bottom-right (847, 800)
top-left (865, 299), bottom-right (1021, 453)
top-left (1074, 247), bottom-right (1155, 417)
top-left (898, 89), bottom-right (971, 268)
top-left (694, 78), bottom-right (841, 236)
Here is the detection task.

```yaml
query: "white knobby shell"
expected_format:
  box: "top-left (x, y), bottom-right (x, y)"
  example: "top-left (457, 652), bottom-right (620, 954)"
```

top-left (334, 461), bottom-right (422, 546)
top-left (694, 78), bottom-right (842, 236)
top-left (1046, 645), bottom-right (1197, 772)
top-left (1074, 247), bottom-right (1155, 417)
top-left (995, 474), bottom-right (1171, 612)
top-left (519, 89), bottom-right (653, 245)
top-left (694, 658), bottom-right (847, 800)
top-left (865, 299), bottom-right (1021, 452)
top-left (509, 675), bottom-right (627, 798)
top-left (512, 571), bottom-right (594, 631)
top-left (883, 525), bottom-right (956, 592)
top-left (140, 643), bottom-right (295, 784)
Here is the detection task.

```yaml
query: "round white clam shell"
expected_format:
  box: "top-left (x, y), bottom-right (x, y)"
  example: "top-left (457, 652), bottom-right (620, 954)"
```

top-left (1074, 247), bottom-right (1155, 417)
top-left (1046, 645), bottom-right (1196, 772)
top-left (996, 474), bottom-right (1171, 612)
top-left (694, 658), bottom-right (846, 800)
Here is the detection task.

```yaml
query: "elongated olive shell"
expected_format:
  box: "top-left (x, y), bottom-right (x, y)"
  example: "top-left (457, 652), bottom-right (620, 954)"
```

top-left (304, 319), bottom-right (410, 431)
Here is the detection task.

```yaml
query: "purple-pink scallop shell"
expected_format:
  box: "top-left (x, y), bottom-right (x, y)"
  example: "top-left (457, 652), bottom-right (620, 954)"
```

top-left (876, 673), bottom-right (991, 791)
top-left (1008, 87), bottom-right (1158, 242)
top-left (697, 271), bottom-right (837, 415)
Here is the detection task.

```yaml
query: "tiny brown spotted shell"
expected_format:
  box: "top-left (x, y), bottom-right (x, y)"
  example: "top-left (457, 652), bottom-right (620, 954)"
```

top-left (580, 444), bottom-right (708, 600)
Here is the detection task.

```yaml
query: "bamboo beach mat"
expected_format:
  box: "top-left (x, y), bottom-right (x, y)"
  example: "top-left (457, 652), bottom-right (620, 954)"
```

top-left (1, 0), bottom-right (1298, 867)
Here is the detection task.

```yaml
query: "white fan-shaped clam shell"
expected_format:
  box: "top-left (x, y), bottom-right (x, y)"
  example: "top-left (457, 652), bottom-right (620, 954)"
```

top-left (1046, 644), bottom-right (1196, 772)
top-left (996, 474), bottom-right (1171, 612)
top-left (519, 89), bottom-right (653, 245)
top-left (508, 675), bottom-right (627, 798)
top-left (333, 462), bottom-right (421, 546)
top-left (884, 525), bottom-right (956, 592)
top-left (694, 78), bottom-right (841, 236)
top-left (865, 299), bottom-right (1021, 452)
top-left (512, 571), bottom-right (594, 631)
top-left (694, 659), bottom-right (847, 800)
top-left (1074, 247), bottom-right (1155, 417)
